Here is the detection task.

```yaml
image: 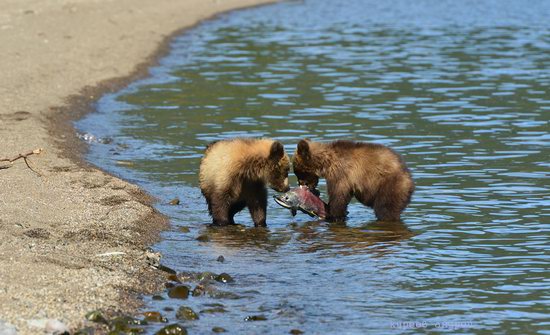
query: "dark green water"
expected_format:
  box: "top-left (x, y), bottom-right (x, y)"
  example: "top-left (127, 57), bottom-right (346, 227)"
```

top-left (77, 0), bottom-right (550, 334)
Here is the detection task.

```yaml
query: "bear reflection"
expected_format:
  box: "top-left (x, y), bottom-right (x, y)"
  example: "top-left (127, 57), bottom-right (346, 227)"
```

top-left (201, 224), bottom-right (291, 252)
top-left (293, 220), bottom-right (413, 256)
top-left (200, 219), bottom-right (412, 256)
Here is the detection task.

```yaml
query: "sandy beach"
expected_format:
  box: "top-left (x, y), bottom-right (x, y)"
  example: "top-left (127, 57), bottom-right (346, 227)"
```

top-left (0, 0), bottom-right (275, 333)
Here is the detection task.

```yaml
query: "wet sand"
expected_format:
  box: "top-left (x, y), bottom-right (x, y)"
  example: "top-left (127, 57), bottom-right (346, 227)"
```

top-left (0, 0), bottom-right (275, 333)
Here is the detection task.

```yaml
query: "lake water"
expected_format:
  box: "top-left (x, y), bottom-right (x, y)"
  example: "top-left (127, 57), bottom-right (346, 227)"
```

top-left (76, 0), bottom-right (550, 334)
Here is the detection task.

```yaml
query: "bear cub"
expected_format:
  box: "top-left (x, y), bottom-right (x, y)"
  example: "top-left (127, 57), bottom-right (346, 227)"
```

top-left (199, 138), bottom-right (290, 227)
top-left (292, 139), bottom-right (414, 222)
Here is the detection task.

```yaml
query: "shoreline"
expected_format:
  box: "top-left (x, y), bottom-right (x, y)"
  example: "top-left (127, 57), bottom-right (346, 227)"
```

top-left (0, 1), bottom-right (276, 333)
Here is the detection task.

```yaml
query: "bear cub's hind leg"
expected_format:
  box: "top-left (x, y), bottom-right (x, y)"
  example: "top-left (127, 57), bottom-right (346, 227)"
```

top-left (373, 174), bottom-right (412, 221)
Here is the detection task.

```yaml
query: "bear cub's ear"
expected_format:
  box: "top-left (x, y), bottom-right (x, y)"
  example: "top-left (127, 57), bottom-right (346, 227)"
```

top-left (297, 139), bottom-right (310, 158)
top-left (269, 141), bottom-right (285, 161)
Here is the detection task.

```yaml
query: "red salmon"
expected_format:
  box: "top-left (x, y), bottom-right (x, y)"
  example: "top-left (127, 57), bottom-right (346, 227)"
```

top-left (274, 185), bottom-right (327, 219)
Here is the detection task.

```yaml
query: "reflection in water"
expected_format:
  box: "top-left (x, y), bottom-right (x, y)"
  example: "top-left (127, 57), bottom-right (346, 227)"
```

top-left (202, 225), bottom-right (291, 251)
top-left (294, 220), bottom-right (414, 257)
top-left (201, 220), bottom-right (414, 257)
top-left (76, 0), bottom-right (550, 334)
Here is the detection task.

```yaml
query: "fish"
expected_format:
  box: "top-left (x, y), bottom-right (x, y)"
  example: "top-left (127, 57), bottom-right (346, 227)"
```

top-left (273, 185), bottom-right (327, 219)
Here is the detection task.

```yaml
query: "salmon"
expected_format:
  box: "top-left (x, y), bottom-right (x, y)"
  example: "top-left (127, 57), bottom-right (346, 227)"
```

top-left (274, 185), bottom-right (327, 219)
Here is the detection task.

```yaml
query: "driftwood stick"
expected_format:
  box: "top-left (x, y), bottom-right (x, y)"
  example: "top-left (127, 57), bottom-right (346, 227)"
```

top-left (0, 148), bottom-right (43, 176)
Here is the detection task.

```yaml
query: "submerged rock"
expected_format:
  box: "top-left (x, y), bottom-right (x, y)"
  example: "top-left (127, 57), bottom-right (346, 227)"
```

top-left (167, 274), bottom-right (181, 283)
top-left (85, 310), bottom-right (108, 324)
top-left (198, 272), bottom-right (217, 281)
top-left (196, 234), bottom-right (209, 242)
top-left (168, 198), bottom-right (180, 205)
top-left (212, 327), bottom-right (227, 333)
top-left (109, 316), bottom-right (147, 332)
top-left (215, 273), bottom-right (234, 283)
top-left (175, 307), bottom-right (199, 321)
top-left (155, 324), bottom-right (187, 335)
top-left (112, 316), bottom-right (147, 325)
top-left (168, 286), bottom-right (190, 299)
top-left (200, 307), bottom-right (228, 314)
top-left (179, 227), bottom-right (190, 233)
top-left (208, 289), bottom-right (242, 300)
top-left (191, 285), bottom-right (206, 297)
top-left (156, 264), bottom-right (177, 275)
top-left (143, 311), bottom-right (167, 323)
top-left (244, 315), bottom-right (267, 322)
top-left (290, 329), bottom-right (304, 334)
top-left (152, 295), bottom-right (165, 301)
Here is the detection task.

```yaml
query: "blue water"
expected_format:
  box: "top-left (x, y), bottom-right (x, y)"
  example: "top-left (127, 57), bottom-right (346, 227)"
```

top-left (77, 0), bottom-right (550, 334)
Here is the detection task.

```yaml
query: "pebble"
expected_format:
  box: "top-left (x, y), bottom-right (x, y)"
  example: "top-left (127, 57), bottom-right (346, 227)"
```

top-left (175, 306), bottom-right (199, 320)
top-left (85, 310), bottom-right (107, 323)
top-left (144, 250), bottom-right (162, 267)
top-left (200, 307), bottom-right (227, 314)
top-left (167, 274), bottom-right (181, 283)
top-left (198, 272), bottom-right (217, 281)
top-left (155, 324), bottom-right (187, 335)
top-left (244, 315), bottom-right (267, 321)
top-left (192, 285), bottom-right (206, 297)
top-left (215, 273), bottom-right (234, 283)
top-left (167, 286), bottom-right (190, 299)
top-left (196, 234), bottom-right (209, 242)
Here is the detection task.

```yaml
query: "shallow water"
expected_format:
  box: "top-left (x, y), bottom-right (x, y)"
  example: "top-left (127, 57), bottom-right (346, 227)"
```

top-left (76, 0), bottom-right (550, 334)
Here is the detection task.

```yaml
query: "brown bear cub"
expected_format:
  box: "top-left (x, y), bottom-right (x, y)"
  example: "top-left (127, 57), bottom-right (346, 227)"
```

top-left (292, 139), bottom-right (414, 222)
top-left (199, 138), bottom-right (290, 227)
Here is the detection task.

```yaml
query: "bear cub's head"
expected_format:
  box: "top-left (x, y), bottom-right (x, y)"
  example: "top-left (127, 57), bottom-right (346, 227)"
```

top-left (267, 141), bottom-right (291, 193)
top-left (292, 139), bottom-right (320, 190)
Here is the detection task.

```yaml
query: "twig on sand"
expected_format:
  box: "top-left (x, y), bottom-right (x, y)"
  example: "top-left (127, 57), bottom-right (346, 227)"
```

top-left (0, 148), bottom-right (43, 176)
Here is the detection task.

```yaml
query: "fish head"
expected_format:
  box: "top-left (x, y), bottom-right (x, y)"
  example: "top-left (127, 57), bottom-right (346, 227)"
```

top-left (273, 188), bottom-right (301, 210)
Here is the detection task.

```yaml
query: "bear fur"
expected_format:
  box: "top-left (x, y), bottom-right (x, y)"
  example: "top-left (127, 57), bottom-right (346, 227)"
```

top-left (199, 138), bottom-right (290, 227)
top-left (292, 139), bottom-right (414, 222)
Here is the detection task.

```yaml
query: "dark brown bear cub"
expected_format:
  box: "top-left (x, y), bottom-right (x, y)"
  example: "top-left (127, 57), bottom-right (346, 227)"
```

top-left (292, 139), bottom-right (414, 222)
top-left (199, 138), bottom-right (290, 227)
